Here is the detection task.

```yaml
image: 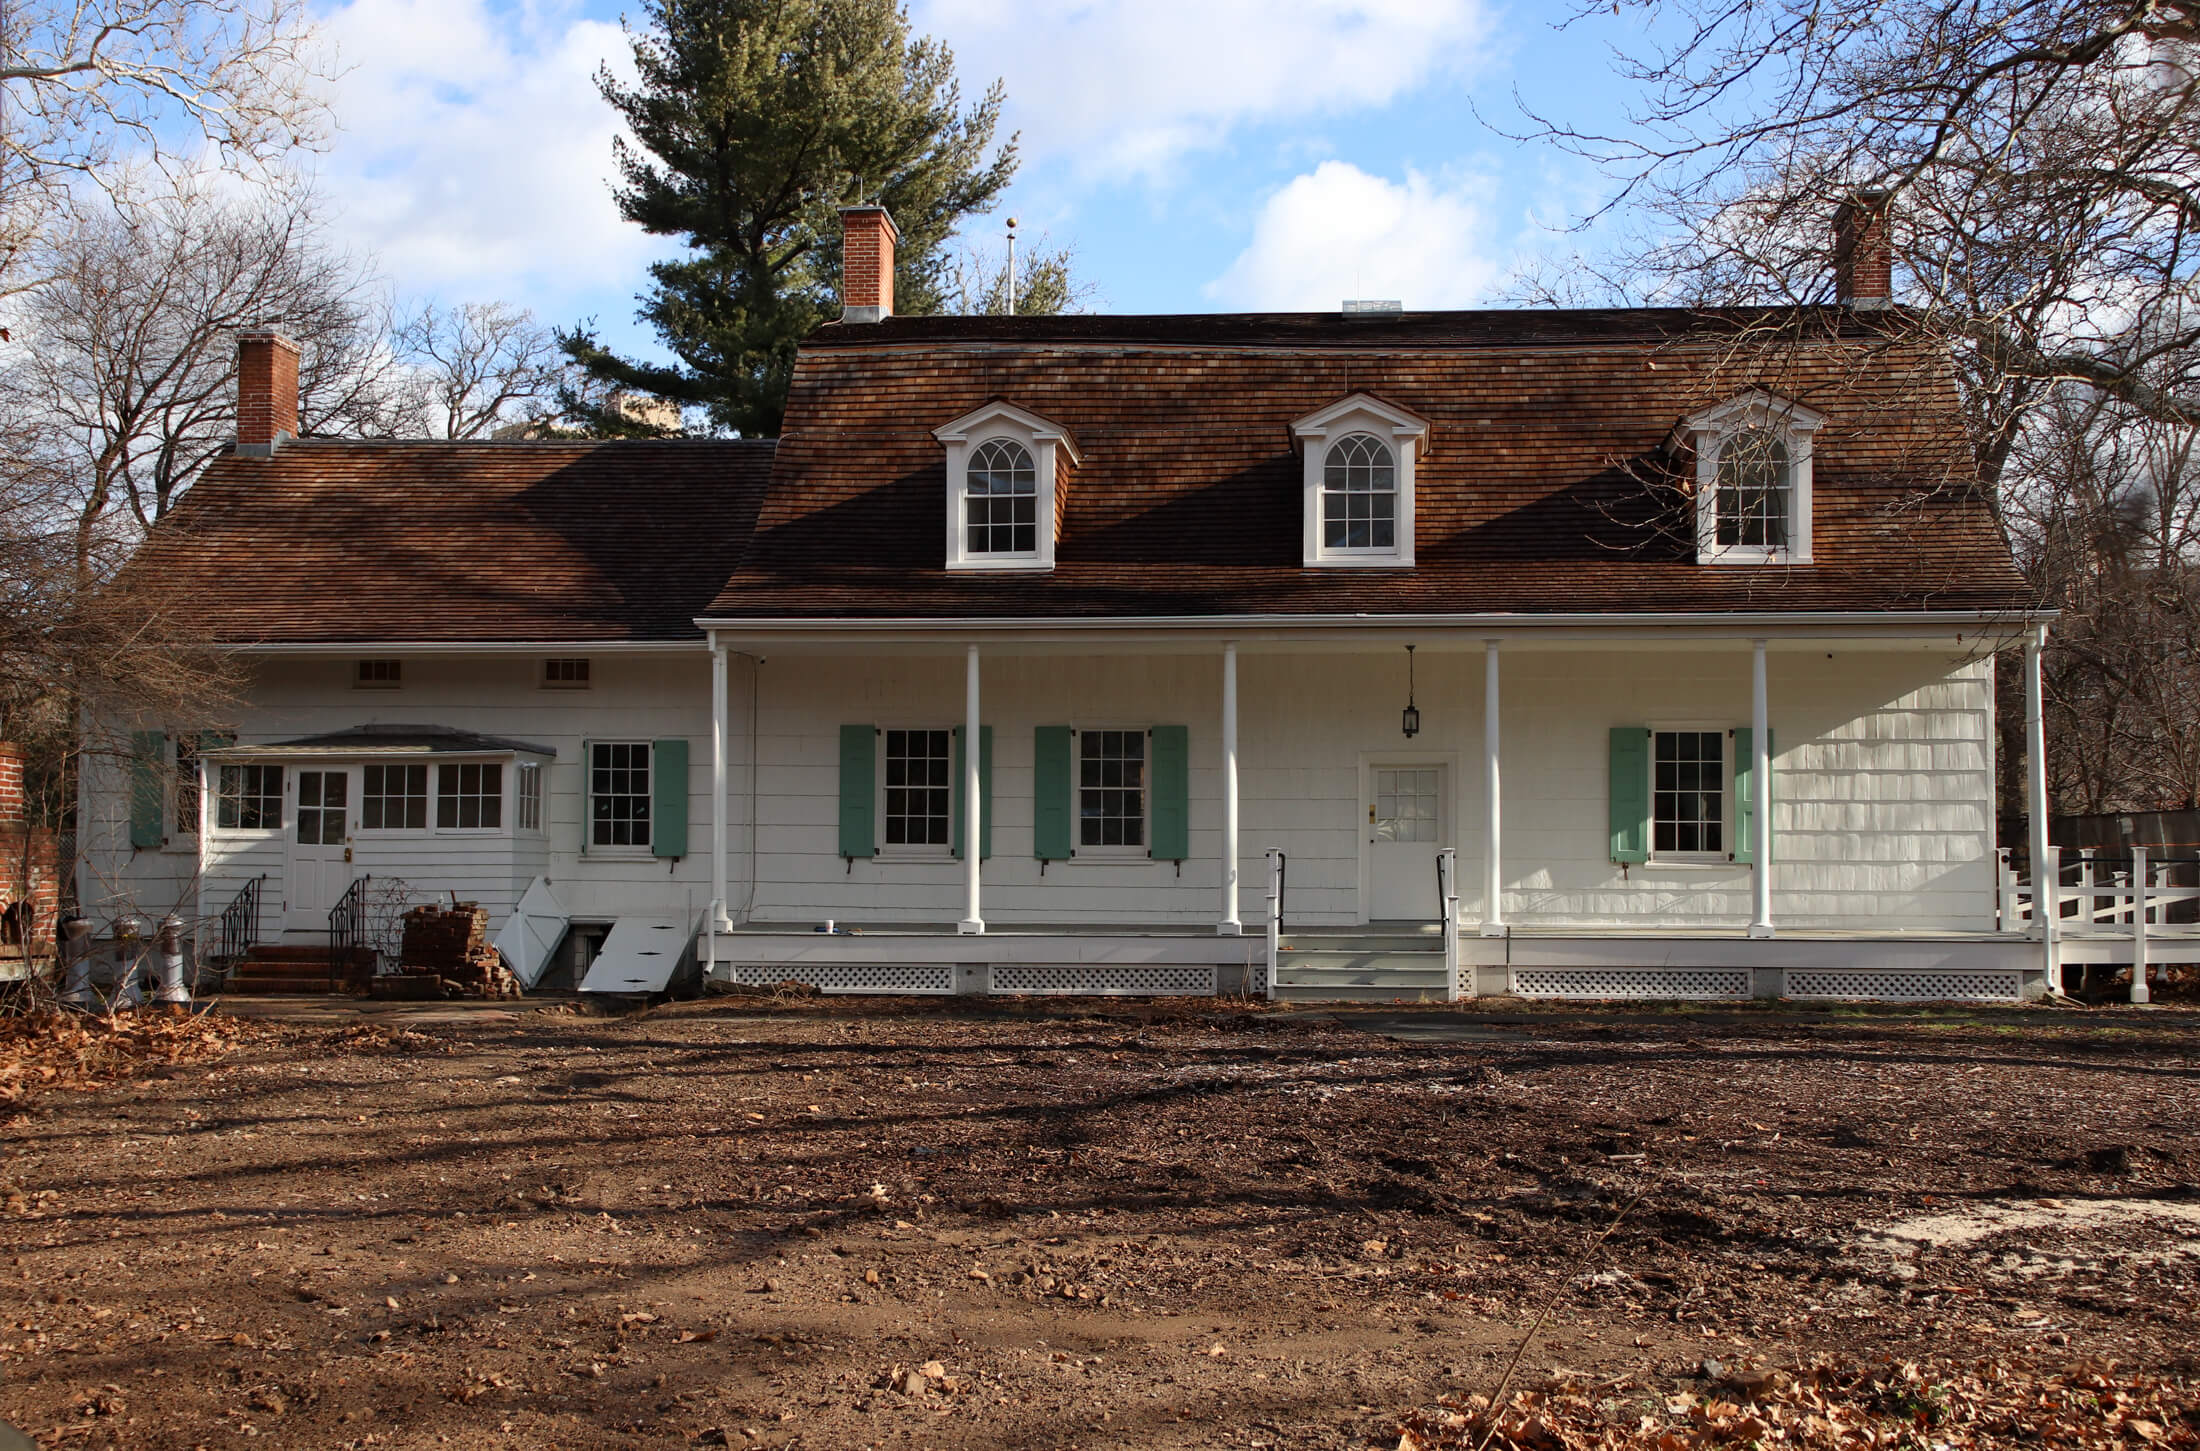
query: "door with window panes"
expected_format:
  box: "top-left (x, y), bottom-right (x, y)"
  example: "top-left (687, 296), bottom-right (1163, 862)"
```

top-left (285, 767), bottom-right (358, 929)
top-left (1368, 764), bottom-right (1446, 921)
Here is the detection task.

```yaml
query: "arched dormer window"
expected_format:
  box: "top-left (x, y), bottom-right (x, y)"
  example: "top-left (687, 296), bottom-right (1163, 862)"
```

top-left (966, 438), bottom-right (1038, 556)
top-left (1292, 393), bottom-right (1429, 567)
top-left (933, 401), bottom-right (1081, 572)
top-left (1323, 433), bottom-right (1397, 551)
top-left (1686, 392), bottom-right (1823, 564)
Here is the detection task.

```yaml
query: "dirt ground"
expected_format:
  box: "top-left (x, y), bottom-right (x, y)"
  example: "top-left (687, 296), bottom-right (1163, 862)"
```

top-left (3, 995), bottom-right (2199, 1449)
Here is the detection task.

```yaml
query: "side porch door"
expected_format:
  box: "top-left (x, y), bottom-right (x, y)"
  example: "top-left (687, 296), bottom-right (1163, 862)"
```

top-left (285, 767), bottom-right (357, 931)
top-left (1367, 763), bottom-right (1447, 922)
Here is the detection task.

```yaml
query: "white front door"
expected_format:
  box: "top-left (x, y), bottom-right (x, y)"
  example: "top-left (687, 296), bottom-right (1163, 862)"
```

top-left (1368, 764), bottom-right (1445, 921)
top-left (286, 767), bottom-right (356, 930)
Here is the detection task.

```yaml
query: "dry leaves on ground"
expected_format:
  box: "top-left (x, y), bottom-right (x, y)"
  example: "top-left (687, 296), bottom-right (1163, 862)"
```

top-left (0, 1009), bottom-right (266, 1110)
top-left (1398, 1357), bottom-right (2200, 1450)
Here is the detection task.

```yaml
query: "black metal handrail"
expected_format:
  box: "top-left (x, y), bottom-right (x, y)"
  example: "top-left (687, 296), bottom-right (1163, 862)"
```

top-left (218, 875), bottom-right (265, 971)
top-left (1274, 850), bottom-right (1288, 935)
top-left (329, 875), bottom-right (369, 991)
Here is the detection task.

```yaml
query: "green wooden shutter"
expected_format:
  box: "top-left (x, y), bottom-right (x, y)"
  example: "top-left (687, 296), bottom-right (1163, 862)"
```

top-left (1609, 727), bottom-right (1649, 865)
top-left (129, 730), bottom-right (166, 848)
top-left (651, 738), bottom-right (690, 858)
top-left (838, 725), bottom-right (876, 859)
top-left (951, 725), bottom-right (994, 861)
top-left (1733, 727), bottom-right (1774, 864)
top-left (1149, 724), bottom-right (1189, 860)
top-left (1033, 726), bottom-right (1073, 860)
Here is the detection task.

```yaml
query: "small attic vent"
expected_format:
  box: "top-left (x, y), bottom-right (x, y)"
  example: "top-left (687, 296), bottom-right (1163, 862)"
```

top-left (1343, 299), bottom-right (1402, 315)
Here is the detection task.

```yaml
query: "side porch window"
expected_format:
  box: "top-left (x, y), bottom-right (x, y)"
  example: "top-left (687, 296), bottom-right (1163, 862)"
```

top-left (881, 728), bottom-right (953, 851)
top-left (1078, 729), bottom-right (1146, 850)
top-left (362, 763), bottom-right (428, 829)
top-left (1652, 730), bottom-right (1724, 858)
top-left (216, 764), bottom-right (283, 830)
top-left (437, 762), bottom-right (503, 830)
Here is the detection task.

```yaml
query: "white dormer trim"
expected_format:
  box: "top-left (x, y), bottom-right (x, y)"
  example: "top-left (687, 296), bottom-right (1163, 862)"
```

top-left (1685, 390), bottom-right (1824, 566)
top-left (933, 401), bottom-right (1081, 573)
top-left (1291, 392), bottom-right (1429, 568)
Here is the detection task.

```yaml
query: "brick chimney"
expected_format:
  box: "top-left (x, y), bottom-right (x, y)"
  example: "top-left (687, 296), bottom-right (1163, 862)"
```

top-left (1834, 193), bottom-right (1892, 308)
top-left (236, 330), bottom-right (300, 456)
top-left (838, 206), bottom-right (900, 324)
top-left (0, 742), bottom-right (23, 824)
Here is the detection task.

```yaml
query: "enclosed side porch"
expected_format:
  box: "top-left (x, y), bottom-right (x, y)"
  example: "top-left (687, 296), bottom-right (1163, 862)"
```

top-left (690, 617), bottom-right (2088, 1002)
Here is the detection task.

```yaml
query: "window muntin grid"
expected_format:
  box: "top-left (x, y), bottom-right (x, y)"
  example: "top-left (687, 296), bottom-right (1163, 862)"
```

top-left (1322, 432), bottom-right (1397, 551)
top-left (590, 741), bottom-right (651, 848)
top-left (1714, 429), bottom-right (1789, 549)
top-left (882, 729), bottom-right (953, 849)
top-left (543, 657), bottom-right (591, 688)
top-left (1078, 730), bottom-right (1145, 849)
top-left (965, 438), bottom-right (1038, 556)
top-left (1653, 730), bottom-right (1725, 856)
top-left (1373, 767), bottom-right (1439, 843)
top-left (516, 762), bottom-right (542, 832)
top-left (295, 769), bottom-right (347, 845)
top-left (354, 658), bottom-right (402, 688)
top-left (436, 762), bottom-right (503, 830)
top-left (361, 763), bottom-right (428, 830)
top-left (217, 764), bottom-right (282, 830)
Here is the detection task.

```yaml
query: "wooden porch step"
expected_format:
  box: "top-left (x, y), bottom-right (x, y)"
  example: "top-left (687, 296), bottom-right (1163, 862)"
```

top-left (1272, 983), bottom-right (1455, 1003)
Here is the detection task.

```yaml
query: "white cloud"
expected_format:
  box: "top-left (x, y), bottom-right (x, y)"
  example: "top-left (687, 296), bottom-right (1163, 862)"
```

top-left (308, 0), bottom-right (658, 312)
top-left (1206, 160), bottom-right (1503, 310)
top-left (912, 0), bottom-right (1491, 179)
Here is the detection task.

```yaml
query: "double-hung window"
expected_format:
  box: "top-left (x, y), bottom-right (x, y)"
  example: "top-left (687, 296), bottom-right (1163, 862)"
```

top-left (1293, 394), bottom-right (1427, 566)
top-left (216, 764), bottom-right (282, 830)
top-left (1322, 433), bottom-right (1397, 551)
top-left (361, 763), bottom-right (428, 829)
top-left (965, 439), bottom-right (1038, 558)
top-left (1688, 392), bottom-right (1821, 563)
top-left (516, 762), bottom-right (542, 832)
top-left (1651, 730), bottom-right (1725, 859)
top-left (881, 728), bottom-right (953, 851)
top-left (590, 741), bottom-right (651, 848)
top-left (1078, 729), bottom-right (1145, 850)
top-left (1714, 429), bottom-right (1789, 549)
top-left (935, 402), bottom-right (1078, 572)
top-left (436, 762), bottom-right (503, 830)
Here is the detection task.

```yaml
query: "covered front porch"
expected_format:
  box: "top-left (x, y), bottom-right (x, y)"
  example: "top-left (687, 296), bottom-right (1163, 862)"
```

top-left (685, 613), bottom-right (2101, 1002)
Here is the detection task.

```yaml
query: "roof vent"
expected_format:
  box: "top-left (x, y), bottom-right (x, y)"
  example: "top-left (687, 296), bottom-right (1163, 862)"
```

top-left (1342, 299), bottom-right (1402, 316)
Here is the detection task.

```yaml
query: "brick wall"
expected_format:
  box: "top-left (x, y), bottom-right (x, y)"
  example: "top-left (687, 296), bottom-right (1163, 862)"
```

top-left (237, 331), bottom-right (301, 450)
top-left (839, 207), bottom-right (899, 318)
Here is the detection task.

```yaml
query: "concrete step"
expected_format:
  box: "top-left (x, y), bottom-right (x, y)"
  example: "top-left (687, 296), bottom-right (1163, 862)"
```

top-left (1273, 983), bottom-right (1456, 1003)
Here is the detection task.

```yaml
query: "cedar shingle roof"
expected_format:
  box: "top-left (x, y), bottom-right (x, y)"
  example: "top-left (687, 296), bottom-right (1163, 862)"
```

top-left (709, 307), bottom-right (2034, 620)
top-left (135, 439), bottom-right (773, 643)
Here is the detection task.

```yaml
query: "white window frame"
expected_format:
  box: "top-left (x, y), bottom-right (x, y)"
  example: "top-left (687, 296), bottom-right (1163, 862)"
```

top-left (1647, 722), bottom-right (1732, 866)
top-left (1292, 393), bottom-right (1428, 567)
top-left (541, 658), bottom-right (592, 690)
top-left (516, 760), bottom-right (544, 834)
top-left (1073, 724), bottom-right (1149, 860)
top-left (933, 401), bottom-right (1080, 573)
top-left (433, 759), bottom-right (506, 834)
top-left (353, 658), bottom-right (403, 689)
top-left (358, 761), bottom-right (431, 832)
top-left (215, 762), bottom-right (283, 833)
top-left (874, 724), bottom-right (956, 860)
top-left (1686, 391), bottom-right (1822, 565)
top-left (587, 740), bottom-right (653, 854)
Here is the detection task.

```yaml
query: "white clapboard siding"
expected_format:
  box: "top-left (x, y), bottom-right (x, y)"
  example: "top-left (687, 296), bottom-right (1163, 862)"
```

top-left (79, 641), bottom-right (2001, 940)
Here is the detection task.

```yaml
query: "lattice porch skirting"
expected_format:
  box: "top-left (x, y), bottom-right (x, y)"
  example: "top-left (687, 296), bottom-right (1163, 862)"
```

top-left (1783, 968), bottom-right (2023, 1003)
top-left (989, 964), bottom-right (1219, 996)
top-left (729, 962), bottom-right (955, 994)
top-left (1510, 966), bottom-right (1752, 1001)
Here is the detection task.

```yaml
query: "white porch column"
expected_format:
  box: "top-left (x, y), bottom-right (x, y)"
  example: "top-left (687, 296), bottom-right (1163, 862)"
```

top-left (959, 644), bottom-right (985, 934)
top-left (2025, 626), bottom-right (2058, 992)
top-left (1219, 641), bottom-right (1242, 935)
top-left (1749, 638), bottom-right (1774, 939)
top-left (710, 640), bottom-right (730, 929)
top-left (1481, 639), bottom-right (1505, 937)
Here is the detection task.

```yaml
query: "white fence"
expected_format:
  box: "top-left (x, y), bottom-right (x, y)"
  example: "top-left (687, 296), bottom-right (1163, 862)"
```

top-left (1998, 845), bottom-right (2200, 1002)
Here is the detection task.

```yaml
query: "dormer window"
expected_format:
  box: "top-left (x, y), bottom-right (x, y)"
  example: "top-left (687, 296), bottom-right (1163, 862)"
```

top-left (966, 439), bottom-right (1039, 556)
top-left (1323, 434), bottom-right (1397, 551)
top-left (1293, 393), bottom-right (1428, 567)
top-left (934, 401), bottom-right (1080, 572)
top-left (1686, 392), bottom-right (1822, 565)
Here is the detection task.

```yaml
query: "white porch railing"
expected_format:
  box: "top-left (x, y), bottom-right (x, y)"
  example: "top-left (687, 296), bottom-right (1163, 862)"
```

top-left (1263, 849), bottom-right (1284, 1003)
top-left (1998, 844), bottom-right (2200, 1002)
top-left (1438, 847), bottom-right (1463, 1001)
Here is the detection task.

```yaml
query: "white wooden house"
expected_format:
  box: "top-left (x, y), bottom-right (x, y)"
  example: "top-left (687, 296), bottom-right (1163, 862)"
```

top-left (82, 211), bottom-right (2135, 1003)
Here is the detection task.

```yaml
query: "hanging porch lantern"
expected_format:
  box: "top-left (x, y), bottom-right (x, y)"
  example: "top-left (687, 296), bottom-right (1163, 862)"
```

top-left (1401, 644), bottom-right (1420, 738)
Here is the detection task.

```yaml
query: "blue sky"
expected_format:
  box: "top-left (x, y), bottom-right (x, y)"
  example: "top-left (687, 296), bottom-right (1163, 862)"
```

top-left (307, 0), bottom-right (1645, 357)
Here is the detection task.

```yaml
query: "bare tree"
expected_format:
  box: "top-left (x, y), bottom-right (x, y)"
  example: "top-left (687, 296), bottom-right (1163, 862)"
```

top-left (949, 233), bottom-right (1093, 317)
top-left (388, 301), bottom-right (569, 439)
top-left (1522, 1), bottom-right (2200, 493)
top-left (0, 0), bottom-right (328, 297)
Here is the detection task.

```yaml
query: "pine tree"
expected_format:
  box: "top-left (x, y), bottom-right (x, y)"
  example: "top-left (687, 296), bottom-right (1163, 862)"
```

top-left (561, 0), bottom-right (1019, 437)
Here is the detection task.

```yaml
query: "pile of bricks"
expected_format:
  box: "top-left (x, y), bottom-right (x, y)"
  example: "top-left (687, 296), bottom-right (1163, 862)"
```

top-left (372, 903), bottom-right (520, 999)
